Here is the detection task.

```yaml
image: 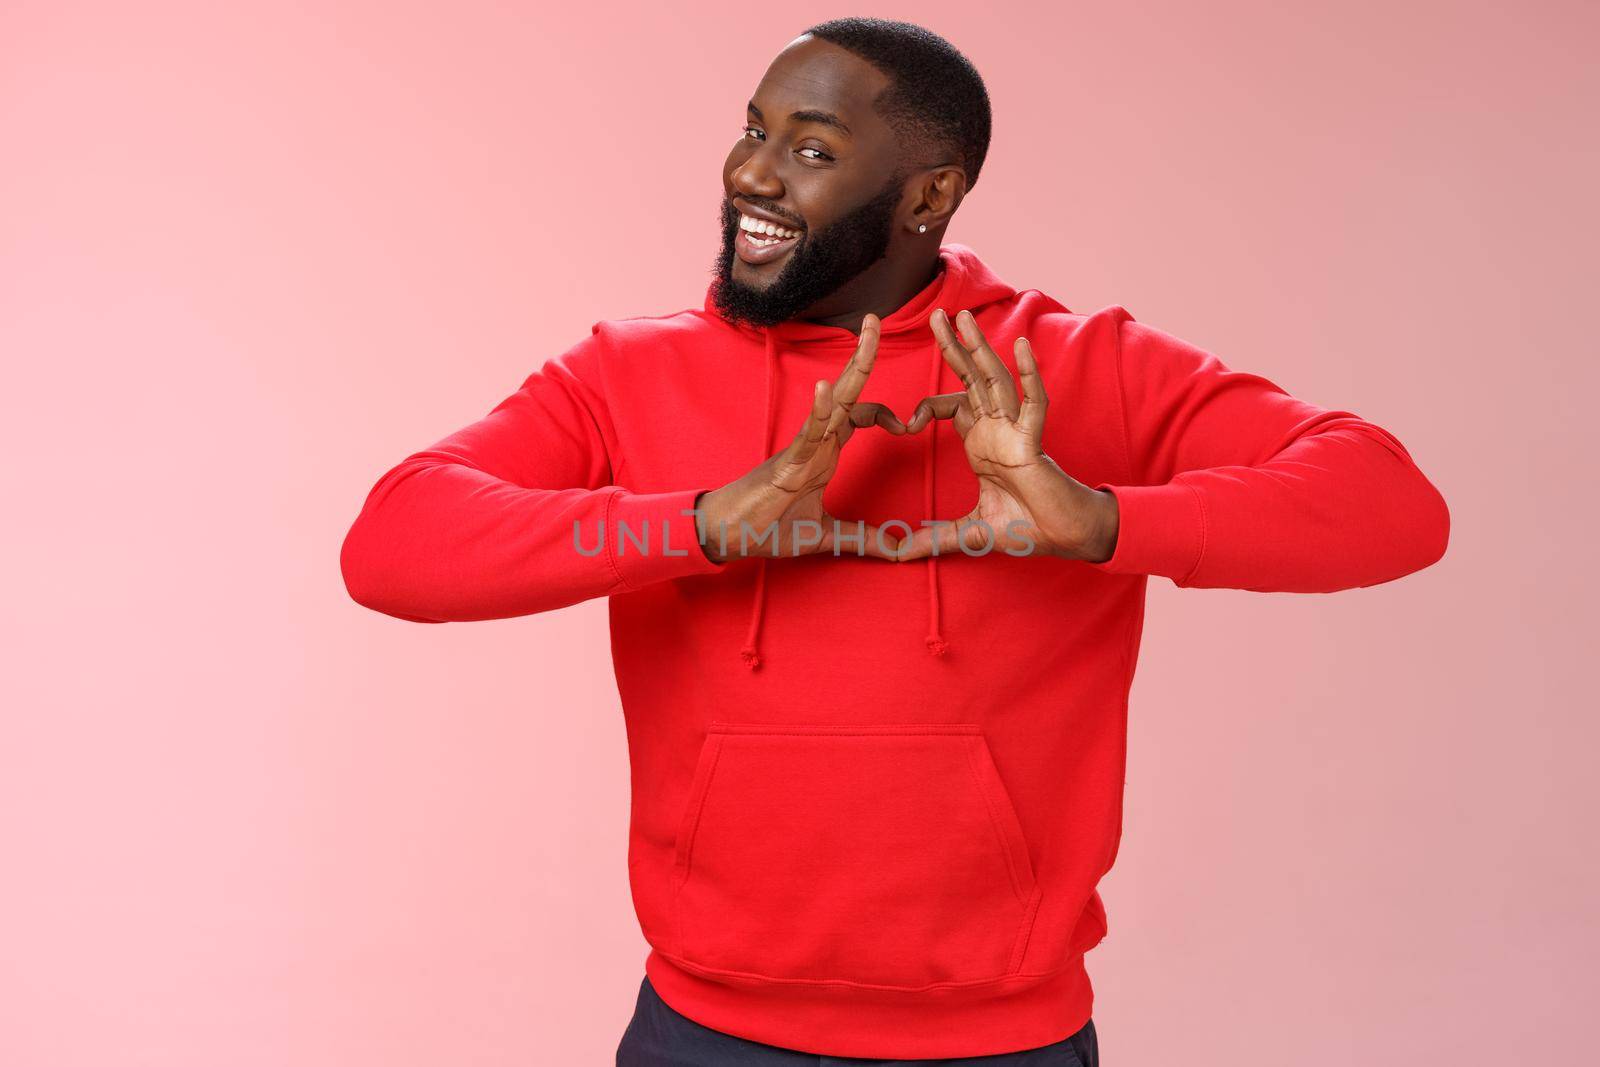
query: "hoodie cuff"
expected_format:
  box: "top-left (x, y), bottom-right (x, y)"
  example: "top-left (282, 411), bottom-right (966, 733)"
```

top-left (606, 488), bottom-right (726, 591)
top-left (1081, 480), bottom-right (1207, 585)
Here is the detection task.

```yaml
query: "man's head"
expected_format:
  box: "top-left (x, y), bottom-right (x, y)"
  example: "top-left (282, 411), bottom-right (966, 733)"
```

top-left (711, 18), bottom-right (991, 327)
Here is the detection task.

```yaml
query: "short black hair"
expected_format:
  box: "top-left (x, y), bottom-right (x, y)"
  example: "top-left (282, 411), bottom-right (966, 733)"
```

top-left (803, 17), bottom-right (992, 189)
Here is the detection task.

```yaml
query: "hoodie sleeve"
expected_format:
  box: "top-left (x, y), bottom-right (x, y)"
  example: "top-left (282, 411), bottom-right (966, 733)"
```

top-left (339, 325), bottom-right (724, 623)
top-left (1081, 308), bottom-right (1450, 592)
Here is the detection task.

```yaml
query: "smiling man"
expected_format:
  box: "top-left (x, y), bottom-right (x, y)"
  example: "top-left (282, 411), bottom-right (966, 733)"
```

top-left (340, 17), bottom-right (1450, 1066)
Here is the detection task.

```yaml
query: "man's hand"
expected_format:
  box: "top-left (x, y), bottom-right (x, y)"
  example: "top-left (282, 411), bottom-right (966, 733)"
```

top-left (898, 307), bottom-right (1119, 562)
top-left (695, 314), bottom-right (909, 562)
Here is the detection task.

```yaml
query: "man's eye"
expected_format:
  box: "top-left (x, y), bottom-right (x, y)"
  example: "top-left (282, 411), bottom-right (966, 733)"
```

top-left (742, 126), bottom-right (765, 141)
top-left (798, 147), bottom-right (834, 162)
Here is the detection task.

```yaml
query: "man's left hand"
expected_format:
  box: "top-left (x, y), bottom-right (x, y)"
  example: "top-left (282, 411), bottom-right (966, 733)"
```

top-left (895, 308), bottom-right (1119, 563)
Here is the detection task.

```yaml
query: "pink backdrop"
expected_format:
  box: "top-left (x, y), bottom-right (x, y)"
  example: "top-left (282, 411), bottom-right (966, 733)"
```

top-left (3, 1), bottom-right (1595, 1064)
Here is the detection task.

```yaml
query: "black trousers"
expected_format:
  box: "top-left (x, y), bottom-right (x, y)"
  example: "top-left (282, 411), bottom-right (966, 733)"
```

top-left (616, 975), bottom-right (1099, 1066)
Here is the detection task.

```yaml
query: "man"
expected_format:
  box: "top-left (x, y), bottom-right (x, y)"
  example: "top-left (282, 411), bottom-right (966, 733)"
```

top-left (340, 17), bottom-right (1450, 1065)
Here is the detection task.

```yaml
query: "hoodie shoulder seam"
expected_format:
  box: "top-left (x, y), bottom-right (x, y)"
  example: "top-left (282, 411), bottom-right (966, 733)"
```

top-left (1109, 312), bottom-right (1137, 486)
top-left (1011, 287), bottom-right (1074, 316)
top-left (594, 307), bottom-right (712, 329)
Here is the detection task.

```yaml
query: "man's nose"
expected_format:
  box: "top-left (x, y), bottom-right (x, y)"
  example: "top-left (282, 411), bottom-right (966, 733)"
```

top-left (730, 146), bottom-right (783, 200)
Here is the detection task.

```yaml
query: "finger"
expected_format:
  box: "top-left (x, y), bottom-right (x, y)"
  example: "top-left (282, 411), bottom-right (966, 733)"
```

top-left (823, 313), bottom-right (882, 437)
top-left (850, 401), bottom-right (907, 435)
top-left (787, 379), bottom-right (834, 465)
top-left (892, 512), bottom-right (975, 561)
top-left (955, 309), bottom-right (1020, 417)
top-left (831, 313), bottom-right (881, 408)
top-left (906, 392), bottom-right (973, 437)
top-left (1014, 336), bottom-right (1049, 439)
top-left (820, 513), bottom-right (911, 562)
top-left (930, 308), bottom-right (991, 417)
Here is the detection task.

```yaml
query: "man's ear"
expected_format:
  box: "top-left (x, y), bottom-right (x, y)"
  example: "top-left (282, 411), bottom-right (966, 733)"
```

top-left (905, 165), bottom-right (968, 234)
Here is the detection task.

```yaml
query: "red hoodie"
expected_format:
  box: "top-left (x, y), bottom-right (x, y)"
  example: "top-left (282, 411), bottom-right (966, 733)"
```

top-left (339, 244), bottom-right (1449, 1058)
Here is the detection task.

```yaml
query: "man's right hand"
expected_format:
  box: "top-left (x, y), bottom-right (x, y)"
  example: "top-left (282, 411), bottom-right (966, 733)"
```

top-left (694, 314), bottom-right (908, 562)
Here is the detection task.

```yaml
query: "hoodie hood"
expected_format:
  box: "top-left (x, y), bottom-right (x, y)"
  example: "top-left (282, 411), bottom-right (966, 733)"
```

top-left (703, 244), bottom-right (1019, 669)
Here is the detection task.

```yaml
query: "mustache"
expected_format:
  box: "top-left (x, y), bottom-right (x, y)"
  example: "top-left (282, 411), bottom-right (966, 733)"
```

top-left (724, 197), bottom-right (806, 232)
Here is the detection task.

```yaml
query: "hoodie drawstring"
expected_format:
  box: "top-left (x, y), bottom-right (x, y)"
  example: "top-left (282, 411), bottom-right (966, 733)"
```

top-left (739, 325), bottom-right (952, 668)
top-left (739, 330), bottom-right (779, 669)
top-left (923, 340), bottom-right (948, 656)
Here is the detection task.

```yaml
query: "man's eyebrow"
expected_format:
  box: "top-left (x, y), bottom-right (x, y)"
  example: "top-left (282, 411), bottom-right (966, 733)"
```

top-left (746, 100), bottom-right (852, 138)
top-left (789, 109), bottom-right (852, 137)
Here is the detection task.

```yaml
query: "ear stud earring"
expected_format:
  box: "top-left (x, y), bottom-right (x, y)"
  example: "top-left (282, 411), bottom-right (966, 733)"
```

top-left (918, 224), bottom-right (927, 233)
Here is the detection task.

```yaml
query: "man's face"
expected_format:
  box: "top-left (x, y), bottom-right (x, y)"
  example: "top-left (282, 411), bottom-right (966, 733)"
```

top-left (711, 36), bottom-right (909, 326)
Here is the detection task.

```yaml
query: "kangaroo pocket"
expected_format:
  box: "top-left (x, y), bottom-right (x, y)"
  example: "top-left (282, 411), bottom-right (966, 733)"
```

top-left (668, 722), bottom-right (1042, 988)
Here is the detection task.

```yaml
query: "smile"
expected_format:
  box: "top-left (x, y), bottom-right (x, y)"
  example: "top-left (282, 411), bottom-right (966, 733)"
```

top-left (735, 212), bottom-right (803, 266)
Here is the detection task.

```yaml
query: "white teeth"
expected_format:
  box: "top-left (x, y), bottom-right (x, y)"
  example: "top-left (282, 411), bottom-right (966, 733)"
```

top-left (740, 213), bottom-right (799, 240)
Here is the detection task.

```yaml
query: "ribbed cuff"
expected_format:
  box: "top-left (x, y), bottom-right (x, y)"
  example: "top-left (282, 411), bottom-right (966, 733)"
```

top-left (1081, 480), bottom-right (1206, 585)
top-left (606, 488), bottom-right (726, 591)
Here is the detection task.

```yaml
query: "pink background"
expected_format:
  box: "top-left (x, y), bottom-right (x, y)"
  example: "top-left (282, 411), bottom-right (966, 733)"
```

top-left (3, 1), bottom-right (1595, 1063)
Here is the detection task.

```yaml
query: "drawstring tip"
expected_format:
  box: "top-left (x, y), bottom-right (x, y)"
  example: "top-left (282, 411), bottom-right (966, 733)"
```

top-left (740, 647), bottom-right (762, 669)
top-left (925, 636), bottom-right (949, 657)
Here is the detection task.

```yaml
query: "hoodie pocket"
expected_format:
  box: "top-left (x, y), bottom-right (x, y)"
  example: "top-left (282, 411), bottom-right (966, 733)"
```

top-left (668, 722), bottom-right (1042, 989)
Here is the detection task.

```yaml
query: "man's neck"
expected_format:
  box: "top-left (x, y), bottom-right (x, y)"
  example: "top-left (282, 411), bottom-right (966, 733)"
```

top-left (794, 251), bottom-right (944, 335)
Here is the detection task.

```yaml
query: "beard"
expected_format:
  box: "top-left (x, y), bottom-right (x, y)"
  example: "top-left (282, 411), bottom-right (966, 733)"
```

top-left (709, 172), bottom-right (904, 327)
